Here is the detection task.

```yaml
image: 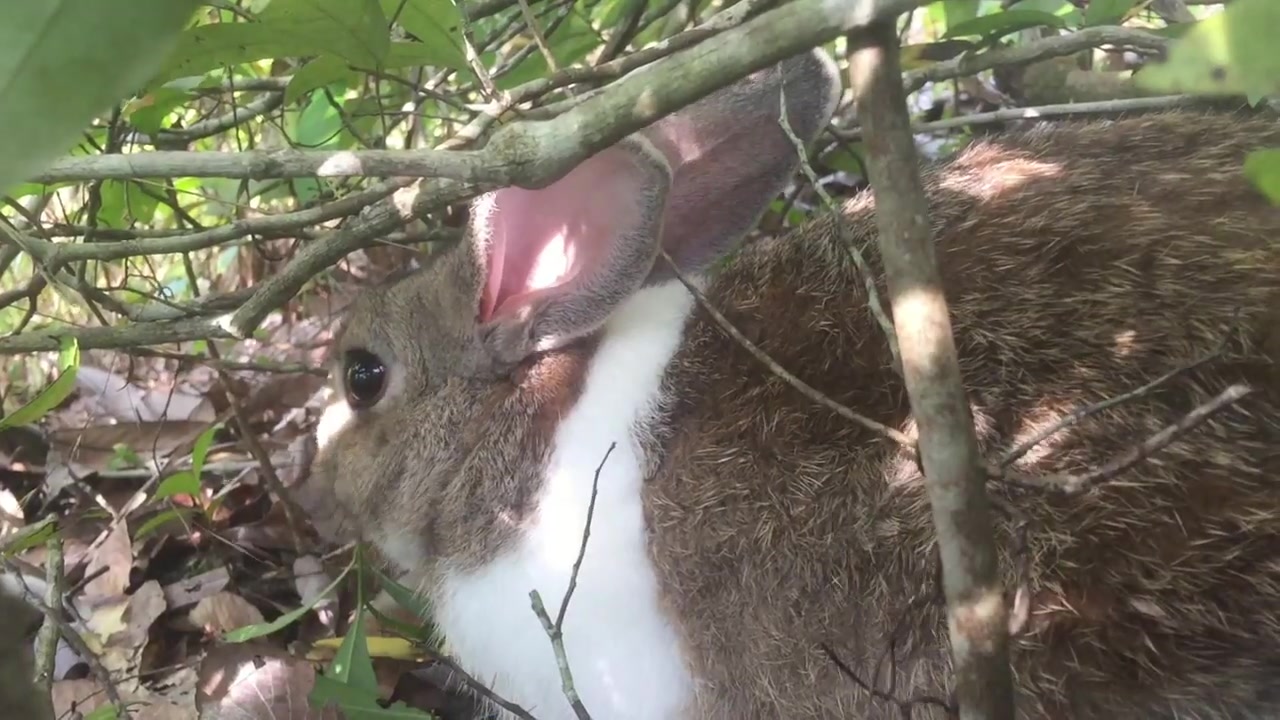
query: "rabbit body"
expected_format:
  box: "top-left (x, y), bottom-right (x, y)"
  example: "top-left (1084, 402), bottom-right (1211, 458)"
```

top-left (301, 47), bottom-right (1280, 720)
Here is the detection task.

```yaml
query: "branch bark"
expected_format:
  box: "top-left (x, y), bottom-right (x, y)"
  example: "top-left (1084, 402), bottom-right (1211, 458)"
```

top-left (1, 0), bottom-right (928, 354)
top-left (849, 20), bottom-right (1015, 720)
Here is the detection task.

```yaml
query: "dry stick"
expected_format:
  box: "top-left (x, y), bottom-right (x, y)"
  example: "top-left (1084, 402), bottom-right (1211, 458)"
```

top-left (1006, 383), bottom-right (1255, 496)
top-left (657, 248), bottom-right (914, 448)
top-left (528, 443), bottom-right (616, 720)
top-left (33, 535), bottom-right (64, 692)
top-left (834, 94), bottom-right (1228, 142)
top-left (778, 90), bottom-right (900, 375)
top-left (850, 19), bottom-right (1014, 720)
top-left (3, 560), bottom-right (124, 716)
top-left (997, 333), bottom-right (1231, 469)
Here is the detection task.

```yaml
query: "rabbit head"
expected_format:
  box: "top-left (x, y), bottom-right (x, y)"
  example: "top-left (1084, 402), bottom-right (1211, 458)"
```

top-left (300, 47), bottom-right (841, 582)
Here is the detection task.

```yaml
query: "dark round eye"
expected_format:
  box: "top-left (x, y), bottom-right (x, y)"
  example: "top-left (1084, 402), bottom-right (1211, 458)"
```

top-left (343, 349), bottom-right (387, 409)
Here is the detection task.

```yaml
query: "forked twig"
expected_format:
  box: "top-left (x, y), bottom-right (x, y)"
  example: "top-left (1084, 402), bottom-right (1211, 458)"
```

top-left (528, 443), bottom-right (616, 720)
top-left (1004, 382), bottom-right (1255, 496)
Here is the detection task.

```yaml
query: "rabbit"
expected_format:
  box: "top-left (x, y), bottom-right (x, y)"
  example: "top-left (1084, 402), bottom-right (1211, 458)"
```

top-left (297, 43), bottom-right (1280, 720)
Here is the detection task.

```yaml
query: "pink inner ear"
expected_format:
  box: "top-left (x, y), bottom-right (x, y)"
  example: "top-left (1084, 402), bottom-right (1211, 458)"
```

top-left (475, 147), bottom-right (647, 323)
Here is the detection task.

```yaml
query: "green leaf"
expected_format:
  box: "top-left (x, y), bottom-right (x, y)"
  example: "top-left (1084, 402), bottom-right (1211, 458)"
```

top-left (223, 556), bottom-right (353, 642)
top-left (1244, 148), bottom-right (1280, 206)
top-left (0, 337), bottom-right (80, 429)
top-left (311, 674), bottom-right (436, 718)
top-left (1135, 0), bottom-right (1280, 98)
top-left (1082, 0), bottom-right (1139, 27)
top-left (943, 8), bottom-right (1068, 40)
top-left (258, 0), bottom-right (390, 67)
top-left (126, 87), bottom-right (191, 135)
top-left (154, 471), bottom-right (201, 501)
top-left (155, 0), bottom-right (391, 87)
top-left (133, 507), bottom-right (194, 540)
top-left (496, 12), bottom-right (601, 89)
top-left (1, 516), bottom-right (57, 558)
top-left (189, 422), bottom-right (219, 474)
top-left (0, 0), bottom-right (200, 195)
top-left (380, 0), bottom-right (465, 69)
top-left (286, 56), bottom-right (357, 103)
top-left (329, 606), bottom-right (378, 694)
top-left (98, 180), bottom-right (160, 229)
top-left (83, 705), bottom-right (122, 720)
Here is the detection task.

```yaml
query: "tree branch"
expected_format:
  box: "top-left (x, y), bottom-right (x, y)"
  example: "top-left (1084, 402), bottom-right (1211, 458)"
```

top-left (850, 20), bottom-right (1014, 720)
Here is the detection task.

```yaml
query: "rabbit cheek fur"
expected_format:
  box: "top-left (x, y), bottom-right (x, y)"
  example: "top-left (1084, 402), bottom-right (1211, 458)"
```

top-left (303, 49), bottom-right (842, 720)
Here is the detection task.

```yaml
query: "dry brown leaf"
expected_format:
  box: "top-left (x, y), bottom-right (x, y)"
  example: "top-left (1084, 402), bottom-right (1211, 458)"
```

top-left (48, 420), bottom-right (212, 474)
top-left (196, 641), bottom-right (345, 720)
top-left (81, 520), bottom-right (134, 601)
top-left (162, 566), bottom-right (231, 610)
top-left (86, 580), bottom-right (168, 694)
top-left (74, 365), bottom-right (215, 424)
top-left (51, 678), bottom-right (110, 717)
top-left (190, 592), bottom-right (266, 636)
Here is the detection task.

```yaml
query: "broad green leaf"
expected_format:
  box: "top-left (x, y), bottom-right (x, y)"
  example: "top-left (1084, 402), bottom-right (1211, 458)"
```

top-left (943, 9), bottom-right (1067, 40)
top-left (98, 180), bottom-right (161, 229)
top-left (310, 674), bottom-right (436, 718)
top-left (286, 56), bottom-right (357, 103)
top-left (1244, 148), bottom-right (1280, 206)
top-left (125, 87), bottom-right (191, 135)
top-left (257, 0), bottom-right (391, 67)
top-left (0, 1), bottom-right (200, 195)
top-left (224, 556), bottom-right (353, 642)
top-left (1135, 0), bottom-right (1280, 98)
top-left (0, 337), bottom-right (80, 429)
top-left (1, 516), bottom-right (57, 558)
top-left (154, 471), bottom-right (201, 501)
top-left (1083, 0), bottom-right (1139, 27)
top-left (380, 0), bottom-right (465, 69)
top-left (156, 0), bottom-right (390, 87)
top-left (929, 0), bottom-right (981, 30)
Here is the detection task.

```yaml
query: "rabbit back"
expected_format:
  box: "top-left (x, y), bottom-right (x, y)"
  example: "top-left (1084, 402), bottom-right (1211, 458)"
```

top-left (643, 108), bottom-right (1280, 719)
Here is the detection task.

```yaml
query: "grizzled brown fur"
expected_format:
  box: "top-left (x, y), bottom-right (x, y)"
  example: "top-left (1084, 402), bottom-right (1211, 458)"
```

top-left (643, 109), bottom-right (1280, 718)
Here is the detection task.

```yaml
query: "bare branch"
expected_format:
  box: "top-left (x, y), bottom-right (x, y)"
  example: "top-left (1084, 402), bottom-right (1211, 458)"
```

top-left (850, 19), bottom-right (1014, 720)
top-left (904, 26), bottom-right (1169, 93)
top-left (28, 0), bottom-right (925, 185)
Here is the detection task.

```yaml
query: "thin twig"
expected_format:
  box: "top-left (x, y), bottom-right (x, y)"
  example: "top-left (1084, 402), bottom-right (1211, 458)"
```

top-left (1005, 383), bottom-right (1255, 496)
top-left (554, 443), bottom-right (615, 632)
top-left (821, 643), bottom-right (956, 718)
top-left (997, 331), bottom-right (1232, 469)
top-left (778, 85), bottom-right (900, 375)
top-left (515, 0), bottom-right (559, 73)
top-left (33, 535), bottom-right (64, 692)
top-left (528, 443), bottom-right (616, 720)
top-left (4, 560), bottom-right (124, 716)
top-left (658, 248), bottom-right (915, 448)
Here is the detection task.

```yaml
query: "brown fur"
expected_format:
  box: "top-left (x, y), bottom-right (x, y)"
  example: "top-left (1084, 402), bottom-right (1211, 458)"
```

top-left (297, 87), bottom-right (1280, 716)
top-left (643, 110), bottom-right (1280, 718)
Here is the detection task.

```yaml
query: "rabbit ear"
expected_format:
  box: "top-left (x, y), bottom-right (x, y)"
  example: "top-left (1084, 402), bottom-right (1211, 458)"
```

top-left (471, 136), bottom-right (671, 365)
top-left (643, 48), bottom-right (842, 280)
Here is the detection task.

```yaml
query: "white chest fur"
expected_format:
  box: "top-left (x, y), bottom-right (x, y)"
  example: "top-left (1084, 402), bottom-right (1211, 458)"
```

top-left (432, 282), bottom-right (698, 720)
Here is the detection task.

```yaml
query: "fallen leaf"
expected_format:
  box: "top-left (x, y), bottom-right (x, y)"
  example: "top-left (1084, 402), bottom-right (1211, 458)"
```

top-left (196, 641), bottom-right (345, 720)
top-left (191, 591), bottom-right (266, 636)
top-left (162, 565), bottom-right (231, 610)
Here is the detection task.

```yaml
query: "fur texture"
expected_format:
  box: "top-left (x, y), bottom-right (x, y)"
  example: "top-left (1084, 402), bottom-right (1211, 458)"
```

top-left (300, 46), bottom-right (1280, 720)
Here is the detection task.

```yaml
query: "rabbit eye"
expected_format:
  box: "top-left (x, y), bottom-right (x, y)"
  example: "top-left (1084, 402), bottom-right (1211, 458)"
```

top-left (343, 349), bottom-right (387, 408)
